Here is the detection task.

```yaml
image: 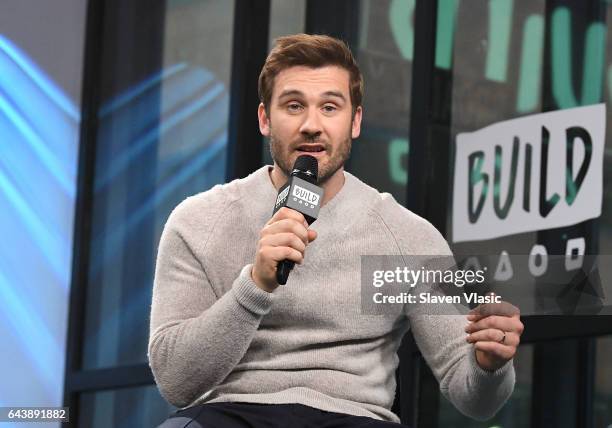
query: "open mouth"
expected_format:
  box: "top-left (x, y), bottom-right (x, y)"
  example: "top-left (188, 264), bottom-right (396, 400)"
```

top-left (296, 145), bottom-right (325, 153)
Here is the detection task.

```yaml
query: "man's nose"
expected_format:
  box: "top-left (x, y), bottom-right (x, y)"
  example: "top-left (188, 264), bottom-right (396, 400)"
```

top-left (299, 107), bottom-right (323, 138)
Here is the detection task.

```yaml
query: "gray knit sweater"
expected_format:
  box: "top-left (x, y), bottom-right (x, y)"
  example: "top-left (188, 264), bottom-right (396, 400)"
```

top-left (148, 166), bottom-right (515, 423)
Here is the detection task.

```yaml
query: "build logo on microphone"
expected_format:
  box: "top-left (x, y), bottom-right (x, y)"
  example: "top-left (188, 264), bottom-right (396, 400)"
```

top-left (292, 185), bottom-right (320, 208)
top-left (274, 186), bottom-right (290, 210)
top-left (272, 177), bottom-right (324, 219)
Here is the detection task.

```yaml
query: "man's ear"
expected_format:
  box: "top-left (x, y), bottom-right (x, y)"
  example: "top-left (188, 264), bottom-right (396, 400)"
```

top-left (351, 106), bottom-right (362, 139)
top-left (258, 103), bottom-right (270, 137)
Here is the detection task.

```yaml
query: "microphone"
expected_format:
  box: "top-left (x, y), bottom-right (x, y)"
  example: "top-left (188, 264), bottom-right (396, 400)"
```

top-left (272, 155), bottom-right (324, 285)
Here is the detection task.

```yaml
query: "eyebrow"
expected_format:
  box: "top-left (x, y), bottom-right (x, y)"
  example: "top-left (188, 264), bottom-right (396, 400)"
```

top-left (277, 89), bottom-right (347, 103)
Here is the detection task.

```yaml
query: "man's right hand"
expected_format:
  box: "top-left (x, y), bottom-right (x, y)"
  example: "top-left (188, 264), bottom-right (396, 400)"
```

top-left (251, 207), bottom-right (317, 293)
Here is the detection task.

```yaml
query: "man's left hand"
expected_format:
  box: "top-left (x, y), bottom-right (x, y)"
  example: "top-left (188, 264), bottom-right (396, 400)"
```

top-left (464, 295), bottom-right (524, 372)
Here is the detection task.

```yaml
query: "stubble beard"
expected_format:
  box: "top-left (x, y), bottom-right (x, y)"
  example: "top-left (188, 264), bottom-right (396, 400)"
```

top-left (268, 126), bottom-right (353, 185)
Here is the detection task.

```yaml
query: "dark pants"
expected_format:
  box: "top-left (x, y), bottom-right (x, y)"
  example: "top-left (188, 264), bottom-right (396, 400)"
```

top-left (157, 402), bottom-right (409, 428)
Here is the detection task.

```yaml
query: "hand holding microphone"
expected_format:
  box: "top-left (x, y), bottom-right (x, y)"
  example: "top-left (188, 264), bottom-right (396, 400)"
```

top-left (252, 208), bottom-right (317, 292)
top-left (251, 155), bottom-right (324, 292)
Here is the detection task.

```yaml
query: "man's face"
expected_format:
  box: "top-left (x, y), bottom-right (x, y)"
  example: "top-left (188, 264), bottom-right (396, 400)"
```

top-left (258, 65), bottom-right (362, 184)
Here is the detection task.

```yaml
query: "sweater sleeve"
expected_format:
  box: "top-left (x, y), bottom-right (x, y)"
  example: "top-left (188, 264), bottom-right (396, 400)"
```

top-left (376, 195), bottom-right (515, 420)
top-left (406, 231), bottom-right (515, 420)
top-left (408, 313), bottom-right (515, 420)
top-left (148, 198), bottom-right (274, 408)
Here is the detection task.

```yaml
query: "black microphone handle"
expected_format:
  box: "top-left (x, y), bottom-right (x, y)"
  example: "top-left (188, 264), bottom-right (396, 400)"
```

top-left (275, 212), bottom-right (314, 285)
top-left (276, 259), bottom-right (295, 285)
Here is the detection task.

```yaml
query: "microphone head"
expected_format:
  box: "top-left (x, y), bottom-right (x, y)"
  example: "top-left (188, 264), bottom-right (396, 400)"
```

top-left (292, 155), bottom-right (318, 183)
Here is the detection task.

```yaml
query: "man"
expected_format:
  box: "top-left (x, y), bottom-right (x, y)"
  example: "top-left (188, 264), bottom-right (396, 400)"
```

top-left (150, 34), bottom-right (524, 427)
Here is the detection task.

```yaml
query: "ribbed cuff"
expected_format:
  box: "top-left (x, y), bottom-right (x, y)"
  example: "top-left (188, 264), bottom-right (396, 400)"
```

top-left (232, 264), bottom-right (275, 316)
top-left (467, 347), bottom-right (514, 383)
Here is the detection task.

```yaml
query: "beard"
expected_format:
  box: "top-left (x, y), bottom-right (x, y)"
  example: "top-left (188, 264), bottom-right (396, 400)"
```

top-left (268, 127), bottom-right (353, 185)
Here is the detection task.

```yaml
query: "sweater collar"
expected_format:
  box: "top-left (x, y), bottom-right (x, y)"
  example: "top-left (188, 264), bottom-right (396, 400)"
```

top-left (243, 165), bottom-right (367, 234)
top-left (256, 165), bottom-right (357, 212)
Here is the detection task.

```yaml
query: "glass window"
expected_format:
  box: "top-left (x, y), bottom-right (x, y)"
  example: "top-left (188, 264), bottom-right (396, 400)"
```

top-left (348, 0), bottom-right (414, 205)
top-left (441, 0), bottom-right (612, 317)
top-left (78, 385), bottom-right (174, 428)
top-left (0, 0), bottom-right (86, 412)
top-left (599, 0), bottom-right (612, 267)
top-left (268, 0), bottom-right (306, 48)
top-left (82, 0), bottom-right (235, 369)
top-left (438, 344), bottom-right (533, 427)
top-left (446, 0), bottom-right (546, 256)
top-left (262, 0), bottom-right (307, 166)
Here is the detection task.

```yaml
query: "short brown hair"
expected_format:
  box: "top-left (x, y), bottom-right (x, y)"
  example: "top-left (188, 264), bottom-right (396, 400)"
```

top-left (258, 34), bottom-right (364, 116)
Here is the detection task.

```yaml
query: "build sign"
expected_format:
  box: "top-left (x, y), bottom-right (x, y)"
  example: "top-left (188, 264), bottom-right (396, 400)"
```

top-left (452, 104), bottom-right (606, 243)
